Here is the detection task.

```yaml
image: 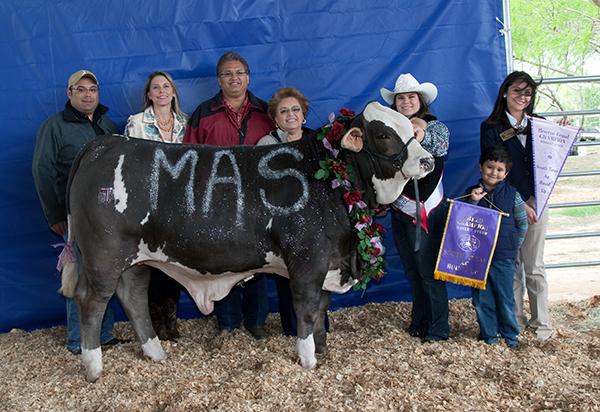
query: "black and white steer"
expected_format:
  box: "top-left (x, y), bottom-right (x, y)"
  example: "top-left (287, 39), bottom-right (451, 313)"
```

top-left (64, 102), bottom-right (434, 381)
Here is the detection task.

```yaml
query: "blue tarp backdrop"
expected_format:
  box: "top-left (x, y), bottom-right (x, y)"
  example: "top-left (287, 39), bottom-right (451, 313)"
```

top-left (0, 0), bottom-right (507, 332)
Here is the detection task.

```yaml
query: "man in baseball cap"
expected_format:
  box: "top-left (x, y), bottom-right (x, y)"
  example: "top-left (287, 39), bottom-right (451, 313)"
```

top-left (32, 69), bottom-right (124, 354)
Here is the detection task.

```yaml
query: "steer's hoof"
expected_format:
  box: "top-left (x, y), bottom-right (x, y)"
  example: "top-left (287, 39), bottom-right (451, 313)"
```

top-left (299, 355), bottom-right (317, 369)
top-left (315, 342), bottom-right (328, 354)
top-left (81, 347), bottom-right (103, 383)
top-left (85, 368), bottom-right (102, 383)
top-left (142, 336), bottom-right (167, 361)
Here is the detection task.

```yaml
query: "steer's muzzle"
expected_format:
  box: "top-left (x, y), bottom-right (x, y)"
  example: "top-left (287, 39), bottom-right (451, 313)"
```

top-left (420, 156), bottom-right (434, 173)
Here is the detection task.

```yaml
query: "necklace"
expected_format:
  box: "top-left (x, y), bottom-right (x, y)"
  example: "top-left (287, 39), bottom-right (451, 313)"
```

top-left (156, 113), bottom-right (174, 131)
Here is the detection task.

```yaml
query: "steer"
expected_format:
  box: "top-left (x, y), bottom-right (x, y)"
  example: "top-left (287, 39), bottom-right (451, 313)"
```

top-left (64, 102), bottom-right (434, 381)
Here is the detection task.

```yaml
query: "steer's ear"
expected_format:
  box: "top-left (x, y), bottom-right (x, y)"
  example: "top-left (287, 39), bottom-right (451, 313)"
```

top-left (341, 127), bottom-right (364, 152)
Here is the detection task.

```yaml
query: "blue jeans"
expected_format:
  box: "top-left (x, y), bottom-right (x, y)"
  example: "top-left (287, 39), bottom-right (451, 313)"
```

top-left (391, 207), bottom-right (449, 340)
top-left (66, 297), bottom-right (115, 352)
top-left (472, 258), bottom-right (519, 347)
top-left (214, 274), bottom-right (269, 331)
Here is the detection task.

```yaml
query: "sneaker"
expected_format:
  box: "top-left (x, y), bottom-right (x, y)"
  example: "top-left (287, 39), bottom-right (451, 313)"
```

top-left (536, 330), bottom-right (554, 342)
top-left (67, 347), bottom-right (81, 355)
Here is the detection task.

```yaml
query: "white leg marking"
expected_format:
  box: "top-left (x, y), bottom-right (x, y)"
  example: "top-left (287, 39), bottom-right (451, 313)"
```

top-left (113, 154), bottom-right (128, 213)
top-left (142, 336), bottom-right (166, 361)
top-left (296, 334), bottom-right (317, 369)
top-left (81, 347), bottom-right (103, 382)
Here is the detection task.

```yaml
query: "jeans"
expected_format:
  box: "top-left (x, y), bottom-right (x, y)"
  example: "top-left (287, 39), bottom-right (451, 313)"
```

top-left (391, 208), bottom-right (449, 340)
top-left (66, 297), bottom-right (115, 352)
top-left (214, 273), bottom-right (269, 330)
top-left (473, 258), bottom-right (519, 347)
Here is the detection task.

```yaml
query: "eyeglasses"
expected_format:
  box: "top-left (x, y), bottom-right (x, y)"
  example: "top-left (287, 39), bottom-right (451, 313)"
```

top-left (218, 70), bottom-right (248, 79)
top-left (71, 86), bottom-right (99, 94)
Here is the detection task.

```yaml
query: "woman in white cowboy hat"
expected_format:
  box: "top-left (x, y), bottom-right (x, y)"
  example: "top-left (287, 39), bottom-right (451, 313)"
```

top-left (382, 73), bottom-right (450, 342)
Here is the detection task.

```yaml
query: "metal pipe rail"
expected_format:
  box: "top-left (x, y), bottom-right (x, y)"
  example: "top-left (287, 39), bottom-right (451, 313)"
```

top-left (547, 260), bottom-right (600, 269)
top-left (575, 140), bottom-right (600, 147)
top-left (559, 170), bottom-right (600, 177)
top-left (546, 231), bottom-right (600, 240)
top-left (548, 201), bottom-right (600, 209)
top-left (537, 75), bottom-right (600, 84)
top-left (538, 109), bottom-right (600, 117)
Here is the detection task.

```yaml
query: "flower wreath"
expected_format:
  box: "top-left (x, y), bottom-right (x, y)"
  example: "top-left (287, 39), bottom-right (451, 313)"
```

top-left (314, 108), bottom-right (386, 290)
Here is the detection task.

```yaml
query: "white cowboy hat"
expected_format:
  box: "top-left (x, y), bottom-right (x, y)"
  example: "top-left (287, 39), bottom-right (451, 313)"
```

top-left (380, 73), bottom-right (438, 106)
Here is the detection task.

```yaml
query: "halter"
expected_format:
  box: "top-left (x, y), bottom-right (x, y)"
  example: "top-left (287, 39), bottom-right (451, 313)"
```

top-left (359, 114), bottom-right (418, 178)
top-left (362, 134), bottom-right (418, 179)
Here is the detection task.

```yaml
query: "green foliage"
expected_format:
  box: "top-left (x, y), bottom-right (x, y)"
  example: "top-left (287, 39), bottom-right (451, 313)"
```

top-left (511, 0), bottom-right (599, 76)
top-left (555, 206), bottom-right (600, 218)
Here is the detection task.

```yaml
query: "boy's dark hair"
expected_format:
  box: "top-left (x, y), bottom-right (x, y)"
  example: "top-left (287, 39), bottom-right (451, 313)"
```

top-left (480, 145), bottom-right (512, 171)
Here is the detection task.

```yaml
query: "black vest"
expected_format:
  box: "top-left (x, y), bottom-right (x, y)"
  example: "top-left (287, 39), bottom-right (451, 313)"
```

top-left (467, 180), bottom-right (519, 260)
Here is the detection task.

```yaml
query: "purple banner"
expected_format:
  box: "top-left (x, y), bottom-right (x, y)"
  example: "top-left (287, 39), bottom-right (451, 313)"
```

top-left (434, 200), bottom-right (502, 289)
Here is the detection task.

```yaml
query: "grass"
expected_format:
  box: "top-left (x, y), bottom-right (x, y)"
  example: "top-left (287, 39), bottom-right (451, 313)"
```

top-left (555, 205), bottom-right (600, 218)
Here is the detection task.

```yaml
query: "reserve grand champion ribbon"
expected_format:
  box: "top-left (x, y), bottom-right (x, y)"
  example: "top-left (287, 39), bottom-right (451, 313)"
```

top-left (434, 200), bottom-right (503, 290)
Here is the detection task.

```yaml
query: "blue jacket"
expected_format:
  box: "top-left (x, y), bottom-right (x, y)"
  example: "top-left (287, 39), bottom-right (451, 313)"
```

top-left (467, 180), bottom-right (519, 261)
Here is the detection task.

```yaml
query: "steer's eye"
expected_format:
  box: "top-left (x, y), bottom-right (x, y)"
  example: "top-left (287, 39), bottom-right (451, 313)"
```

top-left (376, 134), bottom-right (390, 140)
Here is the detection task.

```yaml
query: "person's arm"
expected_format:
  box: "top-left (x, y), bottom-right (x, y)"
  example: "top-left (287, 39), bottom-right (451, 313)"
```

top-left (256, 133), bottom-right (279, 146)
top-left (123, 115), bottom-right (134, 138)
top-left (421, 120), bottom-right (449, 157)
top-left (31, 120), bottom-right (64, 231)
top-left (513, 192), bottom-right (529, 248)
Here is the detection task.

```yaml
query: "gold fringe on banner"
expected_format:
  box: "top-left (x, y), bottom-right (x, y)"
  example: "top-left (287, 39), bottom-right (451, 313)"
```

top-left (434, 270), bottom-right (487, 290)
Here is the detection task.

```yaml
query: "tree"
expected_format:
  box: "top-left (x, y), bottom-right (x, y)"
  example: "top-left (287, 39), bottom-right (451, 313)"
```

top-left (511, 0), bottom-right (599, 76)
top-left (511, 0), bottom-right (600, 124)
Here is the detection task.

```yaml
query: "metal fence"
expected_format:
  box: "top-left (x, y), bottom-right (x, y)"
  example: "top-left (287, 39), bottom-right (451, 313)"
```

top-left (537, 75), bottom-right (600, 269)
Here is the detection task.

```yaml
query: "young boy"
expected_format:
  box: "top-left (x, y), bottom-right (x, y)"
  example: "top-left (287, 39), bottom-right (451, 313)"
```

top-left (466, 145), bottom-right (528, 348)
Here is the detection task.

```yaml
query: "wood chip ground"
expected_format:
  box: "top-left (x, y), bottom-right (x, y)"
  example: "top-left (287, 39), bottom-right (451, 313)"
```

top-left (1, 298), bottom-right (599, 411)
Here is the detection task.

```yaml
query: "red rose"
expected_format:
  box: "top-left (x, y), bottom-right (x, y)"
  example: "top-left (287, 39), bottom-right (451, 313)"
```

top-left (370, 247), bottom-right (381, 256)
top-left (340, 107), bottom-right (355, 117)
top-left (343, 190), bottom-right (362, 205)
top-left (372, 223), bottom-right (385, 233)
top-left (326, 121), bottom-right (345, 141)
top-left (331, 162), bottom-right (347, 174)
top-left (374, 270), bottom-right (385, 280)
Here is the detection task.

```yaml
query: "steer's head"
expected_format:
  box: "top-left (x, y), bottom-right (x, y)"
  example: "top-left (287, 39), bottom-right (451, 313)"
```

top-left (340, 101), bottom-right (434, 207)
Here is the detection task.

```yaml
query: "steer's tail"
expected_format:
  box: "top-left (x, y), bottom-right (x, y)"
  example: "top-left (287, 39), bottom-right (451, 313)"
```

top-left (59, 135), bottom-right (116, 297)
top-left (58, 255), bottom-right (77, 298)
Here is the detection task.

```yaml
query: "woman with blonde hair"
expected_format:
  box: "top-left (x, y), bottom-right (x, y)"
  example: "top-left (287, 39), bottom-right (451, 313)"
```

top-left (125, 71), bottom-right (187, 142)
top-left (124, 71), bottom-right (187, 340)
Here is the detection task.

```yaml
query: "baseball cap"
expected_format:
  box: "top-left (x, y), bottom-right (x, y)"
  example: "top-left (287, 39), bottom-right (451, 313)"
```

top-left (68, 70), bottom-right (98, 88)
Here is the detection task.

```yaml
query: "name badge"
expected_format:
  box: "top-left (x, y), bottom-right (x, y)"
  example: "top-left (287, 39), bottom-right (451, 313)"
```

top-left (499, 128), bottom-right (516, 141)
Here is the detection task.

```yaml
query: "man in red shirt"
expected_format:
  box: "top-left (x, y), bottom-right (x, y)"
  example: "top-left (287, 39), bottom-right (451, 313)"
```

top-left (184, 52), bottom-right (274, 146)
top-left (184, 51), bottom-right (274, 338)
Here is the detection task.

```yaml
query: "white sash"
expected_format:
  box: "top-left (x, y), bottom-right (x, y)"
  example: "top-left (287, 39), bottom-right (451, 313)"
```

top-left (393, 176), bottom-right (444, 220)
